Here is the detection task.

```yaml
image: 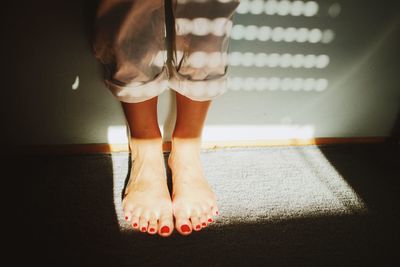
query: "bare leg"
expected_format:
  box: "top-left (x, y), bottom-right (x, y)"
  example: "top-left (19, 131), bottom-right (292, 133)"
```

top-left (121, 97), bottom-right (162, 139)
top-left (121, 97), bottom-right (173, 237)
top-left (169, 92), bottom-right (219, 235)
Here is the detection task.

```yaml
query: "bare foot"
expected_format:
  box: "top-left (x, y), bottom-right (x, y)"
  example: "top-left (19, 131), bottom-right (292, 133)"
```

top-left (169, 137), bottom-right (219, 235)
top-left (123, 138), bottom-right (173, 237)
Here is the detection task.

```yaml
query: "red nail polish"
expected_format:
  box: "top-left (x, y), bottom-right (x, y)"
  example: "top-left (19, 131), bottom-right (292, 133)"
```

top-left (133, 223), bottom-right (138, 227)
top-left (202, 222), bottom-right (206, 226)
top-left (161, 226), bottom-right (170, 234)
top-left (149, 228), bottom-right (155, 232)
top-left (208, 218), bottom-right (213, 222)
top-left (141, 227), bottom-right (147, 232)
top-left (181, 224), bottom-right (191, 233)
top-left (125, 216), bottom-right (129, 221)
top-left (196, 225), bottom-right (201, 230)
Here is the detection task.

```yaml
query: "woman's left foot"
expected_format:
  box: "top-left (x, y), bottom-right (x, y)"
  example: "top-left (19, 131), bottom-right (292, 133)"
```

top-left (168, 137), bottom-right (219, 235)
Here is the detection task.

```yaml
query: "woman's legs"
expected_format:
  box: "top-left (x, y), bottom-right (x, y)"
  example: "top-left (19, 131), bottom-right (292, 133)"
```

top-left (121, 97), bottom-right (174, 237)
top-left (172, 93), bottom-right (211, 139)
top-left (121, 97), bottom-right (161, 139)
top-left (169, 92), bottom-right (219, 235)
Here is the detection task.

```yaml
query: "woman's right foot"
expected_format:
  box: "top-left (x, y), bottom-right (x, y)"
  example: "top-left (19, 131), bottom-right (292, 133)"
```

top-left (122, 138), bottom-right (174, 237)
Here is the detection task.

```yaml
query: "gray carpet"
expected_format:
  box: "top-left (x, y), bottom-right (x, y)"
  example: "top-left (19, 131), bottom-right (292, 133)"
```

top-left (19, 144), bottom-right (400, 266)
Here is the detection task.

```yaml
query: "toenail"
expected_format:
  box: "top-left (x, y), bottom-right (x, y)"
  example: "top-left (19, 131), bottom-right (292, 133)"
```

top-left (202, 222), bottom-right (206, 226)
top-left (133, 223), bottom-right (138, 227)
top-left (141, 227), bottom-right (147, 232)
top-left (149, 228), bottom-right (155, 232)
top-left (208, 218), bottom-right (213, 222)
top-left (125, 216), bottom-right (129, 221)
top-left (196, 225), bottom-right (201, 230)
top-left (181, 224), bottom-right (191, 233)
top-left (161, 226), bottom-right (170, 234)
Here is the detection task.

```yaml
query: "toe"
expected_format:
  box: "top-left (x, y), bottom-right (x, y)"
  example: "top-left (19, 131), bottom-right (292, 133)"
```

top-left (131, 215), bottom-right (140, 229)
top-left (139, 217), bottom-right (148, 233)
top-left (174, 208), bottom-right (192, 235)
top-left (174, 212), bottom-right (192, 235)
top-left (207, 214), bottom-right (213, 224)
top-left (123, 210), bottom-right (132, 223)
top-left (176, 221), bottom-right (192, 235)
top-left (200, 214), bottom-right (208, 228)
top-left (148, 219), bottom-right (158, 235)
top-left (211, 206), bottom-right (219, 216)
top-left (124, 214), bottom-right (131, 222)
top-left (158, 212), bottom-right (173, 237)
top-left (190, 216), bottom-right (202, 231)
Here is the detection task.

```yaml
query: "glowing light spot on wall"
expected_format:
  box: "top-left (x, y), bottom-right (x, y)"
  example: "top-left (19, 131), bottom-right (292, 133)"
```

top-left (231, 24), bottom-right (246, 39)
top-left (283, 27), bottom-right (297, 42)
top-left (279, 53), bottom-right (292, 68)
top-left (328, 3), bottom-right (341, 18)
top-left (296, 27), bottom-right (309, 42)
top-left (228, 52), bottom-right (330, 69)
top-left (290, 1), bottom-right (304, 16)
top-left (237, 0), bottom-right (250, 14)
top-left (322, 29), bottom-right (335, 43)
top-left (249, 0), bottom-right (265, 15)
top-left (308, 28), bottom-right (322, 43)
top-left (272, 27), bottom-right (285, 41)
top-left (258, 26), bottom-right (272, 41)
top-left (242, 52), bottom-right (255, 67)
top-left (268, 53), bottom-right (280, 67)
top-left (228, 77), bottom-right (329, 92)
top-left (71, 75), bottom-right (79, 90)
top-left (303, 1), bottom-right (319, 16)
top-left (315, 78), bottom-right (329, 91)
top-left (303, 55), bottom-right (316, 68)
top-left (315, 55), bottom-right (330, 68)
top-left (264, 0), bottom-right (278, 15)
top-left (277, 0), bottom-right (291, 16)
top-left (244, 25), bottom-right (259, 40)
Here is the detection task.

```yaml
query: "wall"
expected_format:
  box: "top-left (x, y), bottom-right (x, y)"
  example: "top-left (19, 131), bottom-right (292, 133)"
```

top-left (5, 0), bottom-right (400, 146)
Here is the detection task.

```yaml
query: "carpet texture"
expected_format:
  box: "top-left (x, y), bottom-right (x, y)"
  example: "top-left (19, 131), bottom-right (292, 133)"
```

top-left (20, 144), bottom-right (399, 266)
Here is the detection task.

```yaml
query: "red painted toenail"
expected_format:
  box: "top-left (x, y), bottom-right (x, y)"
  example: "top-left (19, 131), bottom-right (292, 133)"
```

top-left (141, 227), bottom-right (147, 232)
top-left (125, 216), bottom-right (129, 221)
top-left (202, 222), bottom-right (206, 226)
top-left (161, 226), bottom-right (170, 234)
top-left (208, 218), bottom-right (213, 222)
top-left (149, 228), bottom-right (155, 232)
top-left (133, 223), bottom-right (138, 227)
top-left (196, 225), bottom-right (201, 230)
top-left (181, 224), bottom-right (191, 233)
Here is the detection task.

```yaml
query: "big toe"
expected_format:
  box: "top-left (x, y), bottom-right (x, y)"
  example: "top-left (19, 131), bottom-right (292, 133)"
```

top-left (174, 210), bottom-right (192, 235)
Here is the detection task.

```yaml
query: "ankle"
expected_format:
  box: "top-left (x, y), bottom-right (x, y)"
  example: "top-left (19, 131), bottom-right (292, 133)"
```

top-left (129, 137), bottom-right (164, 161)
top-left (169, 137), bottom-right (202, 166)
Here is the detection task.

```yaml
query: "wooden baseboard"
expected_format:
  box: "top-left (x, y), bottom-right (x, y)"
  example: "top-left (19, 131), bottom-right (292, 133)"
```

top-left (12, 137), bottom-right (392, 155)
